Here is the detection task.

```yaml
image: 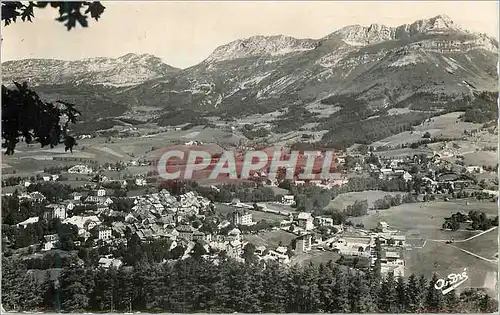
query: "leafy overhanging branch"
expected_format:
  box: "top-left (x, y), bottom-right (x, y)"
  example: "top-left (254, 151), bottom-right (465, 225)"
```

top-left (2, 81), bottom-right (81, 155)
top-left (1, 1), bottom-right (105, 30)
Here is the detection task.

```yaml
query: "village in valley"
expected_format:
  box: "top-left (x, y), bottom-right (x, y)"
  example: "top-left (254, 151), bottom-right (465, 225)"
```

top-left (2, 3), bottom-right (499, 312)
top-left (2, 134), bottom-right (498, 295)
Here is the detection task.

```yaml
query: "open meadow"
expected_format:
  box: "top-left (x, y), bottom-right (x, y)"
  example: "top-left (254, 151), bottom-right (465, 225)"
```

top-left (405, 240), bottom-right (498, 296)
top-left (326, 190), bottom-right (405, 211)
top-left (371, 112), bottom-right (484, 148)
top-left (243, 229), bottom-right (297, 248)
top-left (2, 126), bottom-right (242, 174)
top-left (291, 250), bottom-right (341, 267)
top-left (350, 200), bottom-right (497, 240)
top-left (455, 227), bottom-right (499, 260)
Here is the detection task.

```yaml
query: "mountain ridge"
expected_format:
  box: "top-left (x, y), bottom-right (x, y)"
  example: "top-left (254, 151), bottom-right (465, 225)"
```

top-left (2, 53), bottom-right (179, 87)
top-left (2, 15), bottom-right (498, 148)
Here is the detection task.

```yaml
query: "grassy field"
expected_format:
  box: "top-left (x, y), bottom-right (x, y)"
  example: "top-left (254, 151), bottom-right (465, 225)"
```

top-left (349, 200), bottom-right (497, 240)
top-left (258, 202), bottom-right (298, 214)
top-left (291, 250), bottom-right (341, 267)
top-left (1, 157), bottom-right (73, 174)
top-left (326, 190), bottom-right (405, 211)
top-left (371, 112), bottom-right (483, 148)
top-left (462, 151), bottom-right (498, 167)
top-left (373, 148), bottom-right (433, 158)
top-left (405, 240), bottom-right (497, 295)
top-left (4, 127), bottom-right (240, 173)
top-left (243, 230), bottom-right (297, 248)
top-left (455, 228), bottom-right (499, 260)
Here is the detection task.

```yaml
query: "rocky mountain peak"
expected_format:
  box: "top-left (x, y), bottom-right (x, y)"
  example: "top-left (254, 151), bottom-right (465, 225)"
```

top-left (2, 53), bottom-right (179, 87)
top-left (331, 14), bottom-right (467, 46)
top-left (333, 23), bottom-right (396, 46)
top-left (399, 14), bottom-right (461, 36)
top-left (204, 34), bottom-right (318, 64)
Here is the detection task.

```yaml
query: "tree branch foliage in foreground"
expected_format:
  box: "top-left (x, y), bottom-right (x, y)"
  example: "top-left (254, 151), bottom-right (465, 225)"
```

top-left (2, 82), bottom-right (80, 155)
top-left (1, 1), bottom-right (105, 30)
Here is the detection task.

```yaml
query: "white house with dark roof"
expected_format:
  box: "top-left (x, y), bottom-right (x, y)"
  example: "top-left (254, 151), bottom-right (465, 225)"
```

top-left (44, 204), bottom-right (67, 221)
top-left (98, 257), bottom-right (123, 269)
top-left (230, 209), bottom-right (253, 226)
top-left (43, 234), bottom-right (59, 251)
top-left (255, 245), bottom-right (267, 256)
top-left (63, 215), bottom-right (101, 238)
top-left (17, 216), bottom-right (40, 228)
top-left (71, 192), bottom-right (83, 201)
top-left (29, 192), bottom-right (46, 203)
top-left (68, 165), bottom-right (93, 174)
top-left (226, 239), bottom-right (243, 260)
top-left (97, 226), bottom-right (113, 241)
top-left (84, 196), bottom-right (113, 205)
top-left (295, 234), bottom-right (312, 253)
top-left (176, 224), bottom-right (195, 241)
top-left (62, 200), bottom-right (76, 211)
top-left (265, 249), bottom-right (290, 265)
top-left (227, 228), bottom-right (242, 241)
top-left (282, 195), bottom-right (295, 206)
top-left (377, 221), bottom-right (389, 232)
top-left (297, 212), bottom-right (314, 231)
top-left (315, 216), bottom-right (334, 227)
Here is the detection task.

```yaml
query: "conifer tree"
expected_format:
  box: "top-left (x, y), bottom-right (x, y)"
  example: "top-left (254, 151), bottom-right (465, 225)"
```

top-left (211, 260), bottom-right (233, 313)
top-left (406, 273), bottom-right (423, 312)
top-left (301, 262), bottom-right (321, 313)
top-left (89, 267), bottom-right (115, 311)
top-left (317, 262), bottom-right (335, 312)
top-left (195, 260), bottom-right (220, 311)
top-left (260, 262), bottom-right (287, 312)
top-left (329, 263), bottom-right (350, 312)
top-left (131, 260), bottom-right (150, 310)
top-left (478, 291), bottom-right (497, 313)
top-left (158, 262), bottom-right (174, 310)
top-left (168, 259), bottom-right (192, 312)
top-left (378, 271), bottom-right (398, 312)
top-left (1, 258), bottom-right (24, 311)
top-left (20, 271), bottom-right (44, 311)
top-left (425, 273), bottom-right (444, 312)
top-left (60, 267), bottom-right (91, 312)
top-left (142, 264), bottom-right (163, 309)
top-left (396, 275), bottom-right (408, 312)
top-left (418, 274), bottom-right (428, 310)
top-left (444, 289), bottom-right (460, 312)
top-left (349, 271), bottom-right (375, 313)
top-left (41, 270), bottom-right (57, 311)
top-left (115, 267), bottom-right (134, 311)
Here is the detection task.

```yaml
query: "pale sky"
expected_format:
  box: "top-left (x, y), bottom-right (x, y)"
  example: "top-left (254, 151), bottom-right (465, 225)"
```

top-left (1, 1), bottom-right (498, 69)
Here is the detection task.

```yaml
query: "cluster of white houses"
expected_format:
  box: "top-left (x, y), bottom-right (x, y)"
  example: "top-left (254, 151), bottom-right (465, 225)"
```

top-left (12, 179), bottom-right (407, 274)
top-left (284, 220), bottom-right (407, 277)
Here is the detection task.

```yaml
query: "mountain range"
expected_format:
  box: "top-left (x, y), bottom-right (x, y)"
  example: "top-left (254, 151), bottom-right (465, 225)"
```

top-left (2, 14), bottom-right (498, 148)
